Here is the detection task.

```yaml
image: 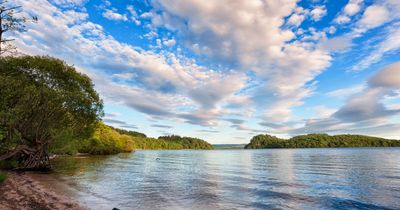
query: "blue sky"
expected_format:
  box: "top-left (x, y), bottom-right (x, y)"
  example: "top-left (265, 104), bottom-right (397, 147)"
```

top-left (10, 0), bottom-right (400, 143)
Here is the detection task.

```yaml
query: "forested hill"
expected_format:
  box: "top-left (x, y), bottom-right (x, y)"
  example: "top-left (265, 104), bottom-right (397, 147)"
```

top-left (158, 135), bottom-right (214, 150)
top-left (245, 134), bottom-right (400, 149)
top-left (112, 127), bottom-right (147, 138)
top-left (50, 123), bottom-right (214, 155)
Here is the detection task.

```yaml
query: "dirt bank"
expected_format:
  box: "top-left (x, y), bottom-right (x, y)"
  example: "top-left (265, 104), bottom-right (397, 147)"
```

top-left (0, 172), bottom-right (84, 210)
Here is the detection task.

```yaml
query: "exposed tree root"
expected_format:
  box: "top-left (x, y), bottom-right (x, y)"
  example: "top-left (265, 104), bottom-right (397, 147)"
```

top-left (0, 145), bottom-right (51, 170)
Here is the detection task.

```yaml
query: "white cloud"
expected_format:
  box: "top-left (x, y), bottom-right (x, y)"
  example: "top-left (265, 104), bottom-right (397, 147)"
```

top-left (12, 0), bottom-right (398, 139)
top-left (327, 85), bottom-right (365, 98)
top-left (369, 62), bottom-right (400, 88)
top-left (51, 0), bottom-right (87, 7)
top-left (353, 0), bottom-right (400, 34)
top-left (126, 5), bottom-right (138, 17)
top-left (334, 15), bottom-right (351, 24)
top-left (113, 72), bottom-right (136, 80)
top-left (352, 25), bottom-right (400, 71)
top-left (283, 62), bottom-right (400, 138)
top-left (334, 0), bottom-right (363, 24)
top-left (310, 6), bottom-right (327, 21)
top-left (127, 5), bottom-right (141, 25)
top-left (287, 6), bottom-right (309, 26)
top-left (8, 0), bottom-right (400, 141)
top-left (319, 36), bottom-right (353, 52)
top-left (334, 88), bottom-right (396, 122)
top-left (335, 62), bottom-right (400, 122)
top-left (358, 5), bottom-right (389, 29)
top-left (344, 0), bottom-right (363, 15)
top-left (148, 0), bottom-right (332, 123)
top-left (287, 13), bottom-right (305, 26)
top-left (314, 106), bottom-right (336, 118)
top-left (102, 9), bottom-right (128, 21)
top-left (163, 39), bottom-right (176, 47)
top-left (329, 0), bottom-right (400, 73)
top-left (12, 0), bottom-right (251, 128)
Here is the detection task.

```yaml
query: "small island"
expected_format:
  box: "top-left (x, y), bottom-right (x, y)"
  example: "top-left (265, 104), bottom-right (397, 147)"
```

top-left (245, 133), bottom-right (400, 149)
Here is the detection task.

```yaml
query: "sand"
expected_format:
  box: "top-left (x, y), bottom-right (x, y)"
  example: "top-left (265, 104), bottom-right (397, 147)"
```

top-left (0, 172), bottom-right (84, 210)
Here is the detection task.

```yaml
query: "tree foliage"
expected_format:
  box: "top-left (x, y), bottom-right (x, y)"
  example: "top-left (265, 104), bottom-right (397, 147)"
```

top-left (245, 133), bottom-right (400, 149)
top-left (50, 123), bottom-right (214, 155)
top-left (158, 135), bottom-right (214, 150)
top-left (0, 1), bottom-right (37, 56)
top-left (0, 56), bottom-right (103, 169)
top-left (112, 127), bottom-right (146, 138)
top-left (100, 130), bottom-right (214, 151)
top-left (78, 122), bottom-right (135, 155)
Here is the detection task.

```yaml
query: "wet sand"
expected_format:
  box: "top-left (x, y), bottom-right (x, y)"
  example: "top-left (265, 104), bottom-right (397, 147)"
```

top-left (0, 172), bottom-right (84, 210)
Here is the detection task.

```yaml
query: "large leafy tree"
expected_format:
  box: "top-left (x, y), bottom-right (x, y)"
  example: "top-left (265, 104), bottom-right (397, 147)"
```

top-left (0, 56), bottom-right (103, 169)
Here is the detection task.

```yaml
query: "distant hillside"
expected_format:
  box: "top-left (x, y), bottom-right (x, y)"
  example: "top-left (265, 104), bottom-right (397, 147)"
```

top-left (50, 123), bottom-right (213, 155)
top-left (112, 127), bottom-right (147, 138)
top-left (213, 144), bottom-right (246, 149)
top-left (158, 135), bottom-right (214, 150)
top-left (245, 134), bottom-right (400, 149)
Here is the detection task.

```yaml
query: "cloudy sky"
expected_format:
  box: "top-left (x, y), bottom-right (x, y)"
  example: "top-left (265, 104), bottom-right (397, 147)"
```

top-left (10, 0), bottom-right (400, 143)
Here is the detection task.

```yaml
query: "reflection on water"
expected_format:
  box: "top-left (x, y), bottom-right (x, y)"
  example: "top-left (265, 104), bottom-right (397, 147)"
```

top-left (51, 148), bottom-right (400, 210)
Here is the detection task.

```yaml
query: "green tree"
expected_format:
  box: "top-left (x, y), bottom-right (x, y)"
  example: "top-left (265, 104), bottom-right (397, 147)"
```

top-left (0, 56), bottom-right (103, 170)
top-left (244, 134), bottom-right (283, 149)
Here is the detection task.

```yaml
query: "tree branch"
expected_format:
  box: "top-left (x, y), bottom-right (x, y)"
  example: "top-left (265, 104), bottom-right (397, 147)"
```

top-left (0, 145), bottom-right (35, 161)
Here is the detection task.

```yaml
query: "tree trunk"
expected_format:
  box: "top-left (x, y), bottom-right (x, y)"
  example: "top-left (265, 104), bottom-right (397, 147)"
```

top-left (20, 147), bottom-right (51, 170)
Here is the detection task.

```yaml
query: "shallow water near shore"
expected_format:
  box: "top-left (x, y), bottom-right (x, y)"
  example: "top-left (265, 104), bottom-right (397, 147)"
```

top-left (49, 148), bottom-right (400, 210)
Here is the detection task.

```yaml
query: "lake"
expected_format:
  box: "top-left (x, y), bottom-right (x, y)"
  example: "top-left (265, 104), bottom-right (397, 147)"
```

top-left (50, 148), bottom-right (400, 210)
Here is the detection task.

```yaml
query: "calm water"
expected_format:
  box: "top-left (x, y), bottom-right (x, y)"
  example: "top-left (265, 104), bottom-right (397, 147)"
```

top-left (51, 148), bottom-right (400, 210)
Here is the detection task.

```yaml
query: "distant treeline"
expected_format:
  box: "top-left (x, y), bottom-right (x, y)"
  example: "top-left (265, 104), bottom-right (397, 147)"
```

top-left (245, 134), bottom-right (400, 149)
top-left (112, 127), bottom-right (147, 138)
top-left (213, 144), bottom-right (246, 149)
top-left (50, 122), bottom-right (213, 155)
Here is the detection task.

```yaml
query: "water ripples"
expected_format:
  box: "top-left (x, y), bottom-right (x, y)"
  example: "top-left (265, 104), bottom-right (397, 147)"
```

top-left (51, 148), bottom-right (400, 210)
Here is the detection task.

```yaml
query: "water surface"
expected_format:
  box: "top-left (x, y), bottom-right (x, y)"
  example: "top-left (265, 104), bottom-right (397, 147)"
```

top-left (51, 148), bottom-right (400, 209)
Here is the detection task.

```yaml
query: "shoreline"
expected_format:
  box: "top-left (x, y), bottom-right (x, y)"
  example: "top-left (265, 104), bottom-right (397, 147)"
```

top-left (0, 171), bottom-right (84, 210)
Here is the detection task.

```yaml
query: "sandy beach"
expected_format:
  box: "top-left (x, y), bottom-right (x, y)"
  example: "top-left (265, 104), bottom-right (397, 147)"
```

top-left (0, 172), bottom-right (83, 210)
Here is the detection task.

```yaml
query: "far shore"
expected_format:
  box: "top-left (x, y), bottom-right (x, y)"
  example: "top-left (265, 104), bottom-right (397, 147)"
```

top-left (0, 171), bottom-right (84, 210)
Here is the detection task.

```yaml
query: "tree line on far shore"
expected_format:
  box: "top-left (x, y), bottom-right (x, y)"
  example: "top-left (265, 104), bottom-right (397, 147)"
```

top-left (50, 122), bottom-right (213, 156)
top-left (245, 133), bottom-right (400, 149)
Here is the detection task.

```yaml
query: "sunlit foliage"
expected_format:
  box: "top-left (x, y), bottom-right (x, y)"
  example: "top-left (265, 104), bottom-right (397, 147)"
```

top-left (245, 134), bottom-right (400, 149)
